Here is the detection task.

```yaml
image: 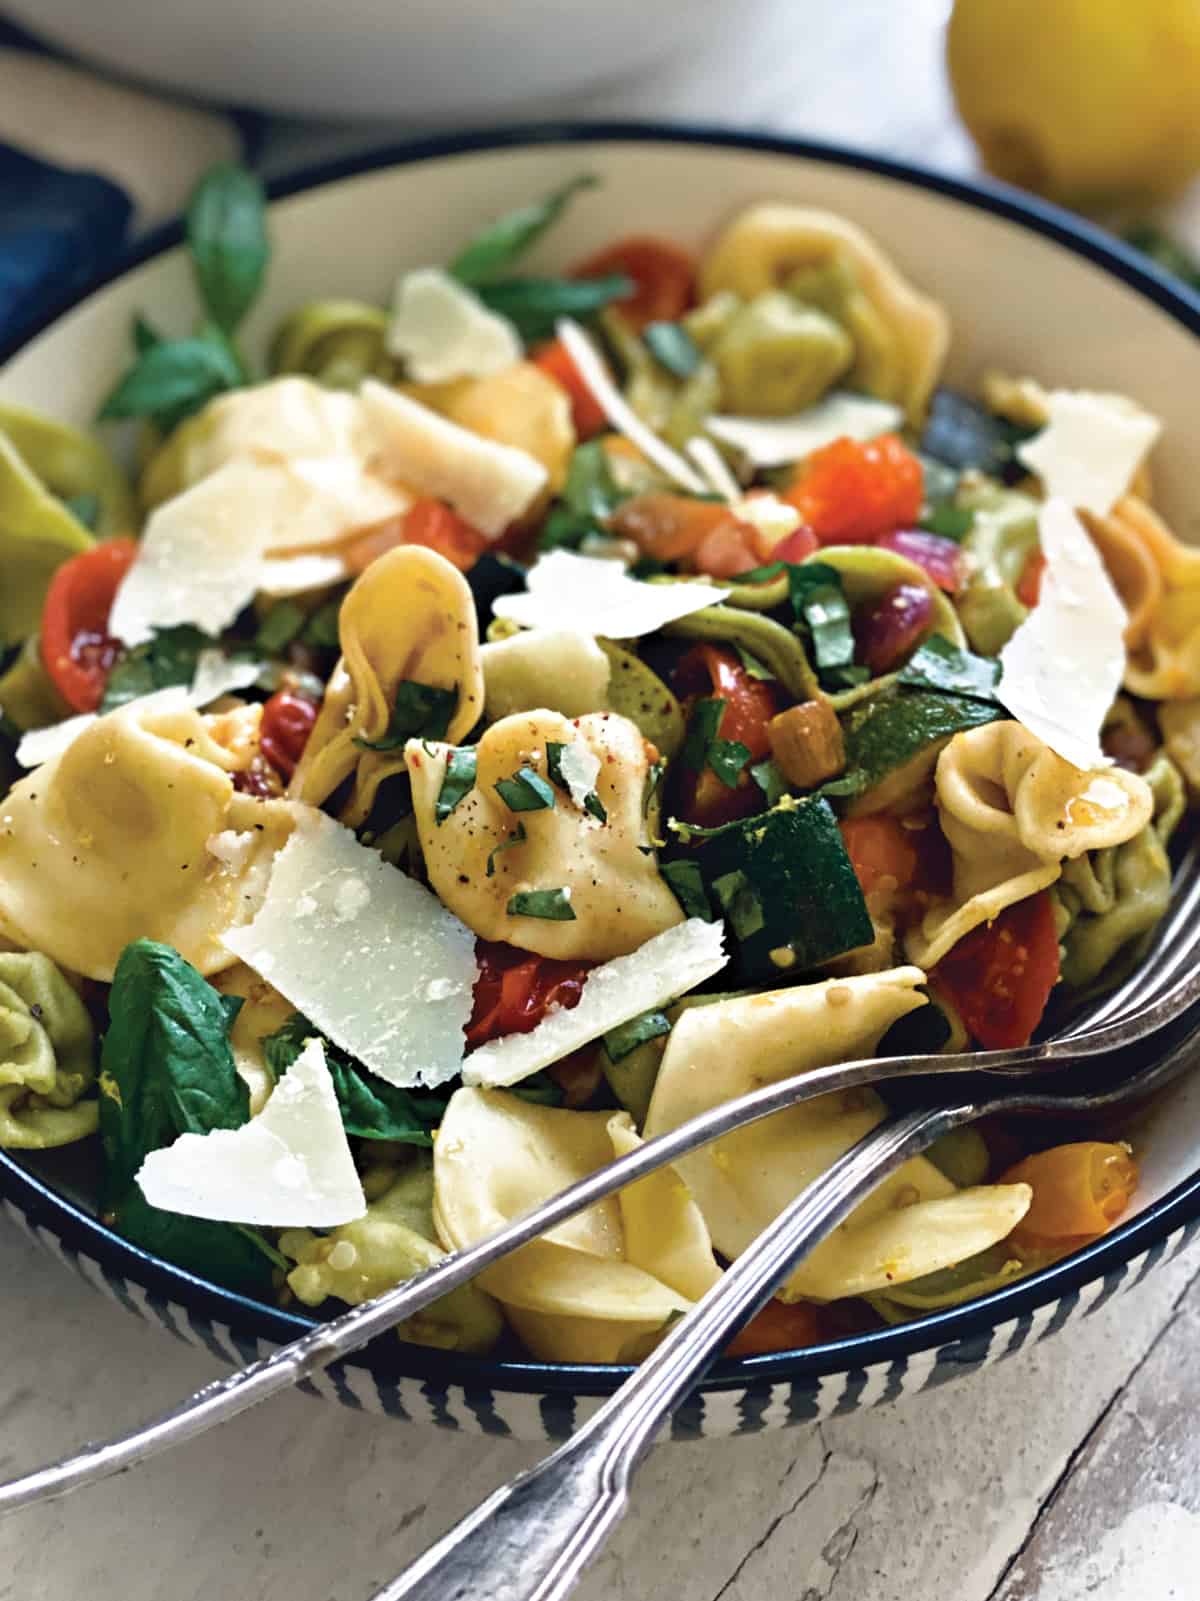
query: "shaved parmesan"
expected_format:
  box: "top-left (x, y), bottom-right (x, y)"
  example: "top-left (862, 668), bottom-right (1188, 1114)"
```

top-left (359, 378), bottom-right (546, 538)
top-left (182, 378), bottom-right (363, 478)
top-left (556, 319), bottom-right (707, 494)
top-left (492, 550), bottom-right (726, 639)
top-left (385, 267), bottom-right (522, 382)
top-left (705, 392), bottom-right (903, 468)
top-left (136, 1038), bottom-right (365, 1227)
top-left (464, 918), bottom-right (727, 1088)
top-left (16, 656), bottom-right (262, 769)
top-left (733, 492), bottom-right (801, 549)
top-left (998, 496), bottom-right (1127, 769)
top-left (222, 809), bottom-right (477, 1088)
top-left (1016, 390), bottom-right (1161, 516)
top-left (557, 739), bottom-right (601, 810)
top-left (685, 436), bottom-right (742, 503)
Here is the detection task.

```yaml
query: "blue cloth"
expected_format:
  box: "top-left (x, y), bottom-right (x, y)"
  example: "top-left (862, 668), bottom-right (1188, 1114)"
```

top-left (0, 143), bottom-right (133, 350)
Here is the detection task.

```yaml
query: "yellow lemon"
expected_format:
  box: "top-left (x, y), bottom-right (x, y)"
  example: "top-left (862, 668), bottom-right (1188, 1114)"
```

top-left (947, 0), bottom-right (1200, 207)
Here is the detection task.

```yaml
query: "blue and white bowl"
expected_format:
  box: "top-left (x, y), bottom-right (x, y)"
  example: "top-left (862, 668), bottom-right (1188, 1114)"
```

top-left (3, 126), bottom-right (1199, 1441)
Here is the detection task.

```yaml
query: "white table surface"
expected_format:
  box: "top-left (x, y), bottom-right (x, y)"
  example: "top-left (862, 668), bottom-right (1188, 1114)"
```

top-left (6, 4), bottom-right (1200, 1598)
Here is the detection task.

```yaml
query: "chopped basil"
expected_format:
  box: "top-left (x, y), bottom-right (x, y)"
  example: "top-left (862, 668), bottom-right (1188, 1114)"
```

top-left (644, 321), bottom-right (702, 378)
top-left (487, 822), bottom-right (527, 877)
top-left (603, 1009), bottom-right (672, 1063)
top-left (546, 740), bottom-right (607, 821)
top-left (659, 859), bottom-right (715, 921)
top-left (539, 439), bottom-right (628, 552)
top-left (436, 747), bottom-right (478, 824)
top-left (255, 600), bottom-right (307, 655)
top-left (507, 887), bottom-right (576, 920)
top-left (681, 697), bottom-right (727, 772)
top-left (449, 175), bottom-right (598, 285)
top-left (509, 1071), bottom-right (566, 1107)
top-left (476, 274), bottom-right (634, 343)
top-left (354, 680), bottom-right (457, 751)
top-left (750, 756), bottom-right (789, 808)
top-left (494, 767), bottom-right (556, 812)
top-left (788, 563), bottom-right (855, 673)
top-left (708, 737), bottom-right (752, 788)
top-left (100, 624), bottom-right (217, 711)
top-left (711, 869), bottom-right (766, 940)
top-left (300, 598), bottom-right (342, 650)
top-left (732, 560), bottom-right (786, 585)
top-left (897, 636), bottom-right (1001, 702)
top-left (643, 758), bottom-right (667, 819)
top-left (132, 312), bottom-right (162, 354)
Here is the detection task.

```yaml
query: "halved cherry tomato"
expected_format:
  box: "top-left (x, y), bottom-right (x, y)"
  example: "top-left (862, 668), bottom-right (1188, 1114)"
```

top-left (1016, 549), bottom-right (1047, 608)
top-left (839, 816), bottom-right (922, 897)
top-left (673, 644), bottom-right (785, 827)
top-left (466, 940), bottom-right (594, 1048)
top-left (532, 338), bottom-right (607, 438)
top-left (1001, 1141), bottom-right (1138, 1249)
top-left (40, 537), bottom-right (138, 713)
top-left (771, 524), bottom-right (820, 565)
top-left (724, 1296), bottom-right (824, 1357)
top-left (932, 891), bottom-right (1061, 1050)
top-left (259, 690), bottom-right (320, 780)
top-left (782, 434), bottom-right (924, 544)
top-left (343, 500), bottom-right (489, 576)
top-left (610, 493), bottom-right (733, 564)
top-left (571, 236), bottom-right (696, 330)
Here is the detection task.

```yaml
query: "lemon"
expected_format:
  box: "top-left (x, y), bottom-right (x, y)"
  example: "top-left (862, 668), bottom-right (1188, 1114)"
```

top-left (947, 0), bottom-right (1200, 207)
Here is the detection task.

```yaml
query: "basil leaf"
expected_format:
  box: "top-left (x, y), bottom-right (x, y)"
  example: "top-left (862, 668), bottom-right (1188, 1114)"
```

top-left (355, 680), bottom-right (457, 751)
top-left (111, 1188), bottom-right (275, 1295)
top-left (681, 697), bottom-right (726, 772)
top-left (750, 756), bottom-right (789, 808)
top-left (261, 1012), bottom-right (444, 1143)
top-left (788, 563), bottom-right (855, 672)
top-left (449, 175), bottom-right (598, 285)
top-left (643, 757), bottom-right (667, 819)
top-left (507, 887), bottom-right (577, 920)
top-left (712, 869), bottom-right (766, 940)
top-left (254, 600), bottom-right (307, 656)
top-left (644, 321), bottom-right (702, 378)
top-left (731, 560), bottom-right (786, 585)
top-left (603, 1009), bottom-right (671, 1064)
top-left (436, 746), bottom-right (478, 824)
top-left (546, 741), bottom-right (607, 821)
top-left (708, 738), bottom-right (752, 788)
top-left (919, 503), bottom-right (974, 541)
top-left (897, 636), bottom-right (1001, 702)
top-left (186, 162), bottom-right (270, 334)
top-left (659, 859), bottom-right (715, 921)
top-left (100, 625), bottom-right (216, 712)
top-left (487, 822), bottom-right (526, 877)
top-left (734, 644), bottom-right (775, 681)
top-left (494, 767), bottom-right (555, 812)
top-left (475, 275), bottom-right (633, 344)
top-left (97, 334), bottom-right (243, 432)
top-left (539, 439), bottom-right (628, 552)
top-left (301, 598), bottom-right (342, 649)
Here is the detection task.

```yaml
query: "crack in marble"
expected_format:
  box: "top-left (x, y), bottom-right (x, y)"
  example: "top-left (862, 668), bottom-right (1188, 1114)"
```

top-left (708, 1431), bottom-right (835, 1601)
top-left (799, 1468), bottom-right (881, 1601)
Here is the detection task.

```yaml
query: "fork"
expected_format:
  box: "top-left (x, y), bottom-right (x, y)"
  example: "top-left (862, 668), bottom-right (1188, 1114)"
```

top-left (0, 843), bottom-right (1197, 1529)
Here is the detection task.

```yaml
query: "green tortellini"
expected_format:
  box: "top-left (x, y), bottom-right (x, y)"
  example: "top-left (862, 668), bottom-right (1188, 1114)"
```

top-left (709, 290), bottom-right (853, 415)
top-left (0, 635), bottom-right (72, 732)
top-left (955, 480), bottom-right (1040, 656)
top-left (598, 641), bottom-right (685, 758)
top-left (665, 603), bottom-right (820, 701)
top-left (280, 1155), bottom-right (504, 1354)
top-left (268, 299), bottom-right (393, 388)
top-left (0, 951), bottom-right (98, 1150)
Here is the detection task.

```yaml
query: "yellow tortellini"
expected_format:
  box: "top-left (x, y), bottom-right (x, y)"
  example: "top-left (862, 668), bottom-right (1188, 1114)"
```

top-left (698, 204), bottom-right (950, 422)
top-left (290, 545), bottom-right (484, 830)
top-left (1160, 697), bottom-right (1200, 795)
top-left (642, 970), bottom-right (1031, 1301)
top-left (481, 629), bottom-right (611, 723)
top-left (0, 951), bottom-right (97, 1150)
top-left (407, 710), bottom-right (683, 961)
top-left (906, 721), bottom-right (1155, 969)
top-left (1087, 496), bottom-right (1200, 699)
top-left (211, 964), bottom-right (297, 1116)
top-left (282, 1154), bottom-right (504, 1355)
top-left (433, 1088), bottom-right (718, 1363)
top-left (0, 419), bottom-right (91, 645)
top-left (0, 697), bottom-right (296, 981)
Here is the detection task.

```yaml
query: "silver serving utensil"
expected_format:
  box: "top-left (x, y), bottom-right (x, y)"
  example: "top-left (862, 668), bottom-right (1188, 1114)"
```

top-left (1, 843), bottom-right (1197, 1521)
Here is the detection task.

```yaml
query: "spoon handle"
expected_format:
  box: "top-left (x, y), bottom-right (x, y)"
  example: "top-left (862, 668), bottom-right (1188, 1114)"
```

top-left (371, 1102), bottom-right (967, 1601)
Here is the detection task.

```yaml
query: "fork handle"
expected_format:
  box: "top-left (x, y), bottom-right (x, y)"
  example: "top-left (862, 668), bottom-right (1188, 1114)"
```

top-left (373, 1101), bottom-right (971, 1601)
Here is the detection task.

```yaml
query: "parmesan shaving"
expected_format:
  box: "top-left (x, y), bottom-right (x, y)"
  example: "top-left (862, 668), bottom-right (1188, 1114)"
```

top-left (385, 267), bottom-right (522, 382)
top-left (557, 739), bottom-right (602, 810)
top-left (685, 436), bottom-right (742, 503)
top-left (492, 550), bottom-right (726, 639)
top-left (1016, 390), bottom-right (1161, 516)
top-left (705, 392), bottom-right (903, 467)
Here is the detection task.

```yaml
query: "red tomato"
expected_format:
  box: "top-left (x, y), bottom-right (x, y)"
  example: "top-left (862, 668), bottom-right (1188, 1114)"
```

top-left (932, 891), bottom-right (1061, 1050)
top-left (691, 519), bottom-right (763, 579)
top-left (839, 816), bottom-right (921, 897)
top-left (343, 500), bottom-right (488, 576)
top-left (673, 644), bottom-right (785, 827)
top-left (1016, 549), bottom-right (1047, 608)
top-left (571, 235), bottom-right (696, 330)
top-left (466, 941), bottom-right (594, 1048)
top-left (724, 1297), bottom-right (824, 1357)
top-left (40, 538), bottom-right (138, 712)
top-left (783, 434), bottom-right (924, 544)
top-left (772, 524), bottom-right (820, 564)
top-left (259, 690), bottom-right (320, 780)
top-left (610, 493), bottom-right (733, 564)
top-left (532, 338), bottom-right (607, 438)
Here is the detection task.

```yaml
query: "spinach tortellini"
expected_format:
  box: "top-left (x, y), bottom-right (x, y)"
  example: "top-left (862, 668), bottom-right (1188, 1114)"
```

top-left (408, 709), bottom-right (682, 961)
top-left (481, 629), bottom-right (611, 723)
top-left (0, 951), bottom-right (97, 1150)
top-left (955, 481), bottom-right (1040, 657)
top-left (906, 721), bottom-right (1155, 969)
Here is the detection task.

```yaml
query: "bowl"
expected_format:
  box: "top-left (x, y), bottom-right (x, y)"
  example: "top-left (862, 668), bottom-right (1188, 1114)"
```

top-left (5, 0), bottom-right (757, 121)
top-left (3, 125), bottom-right (1200, 1442)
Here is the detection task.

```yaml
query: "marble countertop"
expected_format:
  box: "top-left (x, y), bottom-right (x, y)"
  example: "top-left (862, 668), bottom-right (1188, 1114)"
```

top-left (4, 3), bottom-right (1199, 1597)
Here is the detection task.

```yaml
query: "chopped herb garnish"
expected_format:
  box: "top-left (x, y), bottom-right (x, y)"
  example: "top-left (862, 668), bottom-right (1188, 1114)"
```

top-left (707, 738), bottom-right (752, 788)
top-left (734, 644), bottom-right (775, 681)
top-left (711, 869), bottom-right (766, 939)
top-left (494, 767), bottom-right (556, 812)
top-left (644, 320), bottom-right (703, 378)
top-left (603, 1009), bottom-right (672, 1063)
top-left (255, 600), bottom-right (307, 656)
top-left (643, 758), bottom-right (667, 819)
top-left (100, 624), bottom-right (216, 712)
top-left (301, 599), bottom-right (342, 650)
top-left (750, 756), bottom-right (789, 808)
top-left (436, 746), bottom-right (478, 824)
top-left (659, 859), bottom-right (715, 921)
top-left (510, 1071), bottom-right (566, 1107)
top-left (97, 332), bottom-right (244, 434)
top-left (507, 887), bottom-right (577, 920)
top-left (487, 822), bottom-right (527, 877)
top-left (449, 175), bottom-right (598, 285)
top-left (897, 636), bottom-right (1001, 701)
top-left (788, 563), bottom-right (855, 672)
top-left (546, 740), bottom-right (607, 821)
top-left (355, 680), bottom-right (457, 751)
top-left (681, 697), bottom-right (727, 772)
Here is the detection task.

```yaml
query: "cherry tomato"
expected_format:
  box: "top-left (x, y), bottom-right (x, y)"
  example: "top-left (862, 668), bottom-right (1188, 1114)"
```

top-left (932, 891), bottom-right (1061, 1050)
top-left (1002, 1142), bottom-right (1138, 1249)
top-left (839, 816), bottom-right (921, 897)
top-left (673, 644), bottom-right (785, 828)
top-left (259, 690), bottom-right (320, 780)
top-left (783, 434), bottom-right (924, 544)
top-left (343, 500), bottom-right (489, 576)
top-left (724, 1297), bottom-right (824, 1357)
top-left (40, 538), bottom-right (138, 713)
top-left (610, 493), bottom-right (733, 564)
top-left (532, 338), bottom-right (608, 438)
top-left (466, 940), bottom-right (593, 1048)
top-left (571, 236), bottom-right (696, 330)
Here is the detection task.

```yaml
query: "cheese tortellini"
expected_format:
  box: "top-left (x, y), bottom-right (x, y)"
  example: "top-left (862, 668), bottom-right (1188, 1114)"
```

top-left (433, 1087), bottom-right (718, 1364)
top-left (407, 709), bottom-right (683, 961)
top-left (642, 969), bottom-right (1031, 1301)
top-left (0, 696), bottom-right (296, 980)
top-left (480, 629), bottom-right (611, 723)
top-left (290, 545), bottom-right (485, 829)
top-left (906, 721), bottom-right (1155, 969)
top-left (699, 204), bottom-right (950, 422)
top-left (0, 951), bottom-right (98, 1150)
top-left (1086, 496), bottom-right (1200, 700)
